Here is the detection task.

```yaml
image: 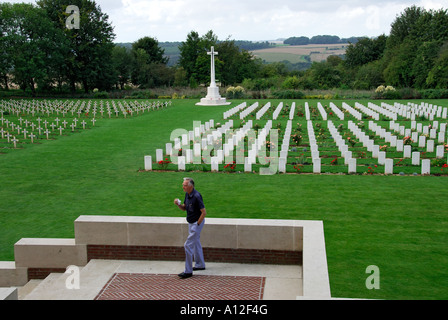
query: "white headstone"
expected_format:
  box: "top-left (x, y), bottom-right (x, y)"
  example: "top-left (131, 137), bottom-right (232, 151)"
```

top-left (279, 158), bottom-right (286, 173)
top-left (385, 159), bottom-right (393, 174)
top-left (421, 159), bottom-right (430, 175)
top-left (419, 135), bottom-right (426, 148)
top-left (430, 129), bottom-right (437, 139)
top-left (348, 158), bottom-right (356, 174)
top-left (156, 149), bottom-right (163, 162)
top-left (438, 131), bottom-right (445, 144)
top-left (372, 145), bottom-right (380, 158)
top-left (244, 158), bottom-right (252, 172)
top-left (404, 145), bottom-right (412, 158)
top-left (313, 158), bottom-right (321, 174)
top-left (390, 135), bottom-right (397, 147)
top-left (144, 156), bottom-right (152, 171)
top-left (436, 145), bottom-right (444, 159)
top-left (186, 149), bottom-right (193, 164)
top-left (412, 151), bottom-right (420, 166)
top-left (378, 151), bottom-right (386, 165)
top-left (396, 140), bottom-right (404, 152)
top-left (211, 157), bottom-right (219, 172)
top-left (178, 156), bottom-right (186, 171)
top-left (427, 140), bottom-right (434, 153)
top-left (166, 143), bottom-right (173, 156)
top-left (344, 151), bottom-right (352, 165)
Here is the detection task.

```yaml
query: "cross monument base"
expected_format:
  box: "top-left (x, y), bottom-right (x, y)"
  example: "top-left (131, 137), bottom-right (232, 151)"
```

top-left (196, 86), bottom-right (231, 106)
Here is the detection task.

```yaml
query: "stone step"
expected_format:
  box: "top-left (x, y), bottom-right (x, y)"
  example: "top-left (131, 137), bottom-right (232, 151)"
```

top-left (18, 259), bottom-right (303, 300)
top-left (23, 273), bottom-right (65, 300)
top-left (18, 280), bottom-right (42, 300)
top-left (0, 287), bottom-right (18, 300)
top-left (23, 260), bottom-right (123, 300)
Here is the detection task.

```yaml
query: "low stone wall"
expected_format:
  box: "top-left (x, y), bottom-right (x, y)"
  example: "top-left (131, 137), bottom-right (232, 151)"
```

top-left (1, 216), bottom-right (331, 298)
top-left (75, 216), bottom-right (302, 265)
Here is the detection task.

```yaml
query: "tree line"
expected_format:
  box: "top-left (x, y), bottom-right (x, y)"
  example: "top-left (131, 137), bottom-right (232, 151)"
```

top-left (0, 2), bottom-right (447, 97)
top-left (284, 5), bottom-right (448, 97)
top-left (343, 6), bottom-right (448, 92)
top-left (284, 35), bottom-right (359, 46)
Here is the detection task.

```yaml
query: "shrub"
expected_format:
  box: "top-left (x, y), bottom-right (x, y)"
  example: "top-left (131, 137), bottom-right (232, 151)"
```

top-left (282, 76), bottom-right (300, 90)
top-left (271, 89), bottom-right (304, 99)
top-left (226, 86), bottom-right (245, 99)
top-left (93, 91), bottom-right (109, 99)
top-left (373, 85), bottom-right (401, 99)
top-left (419, 89), bottom-right (448, 99)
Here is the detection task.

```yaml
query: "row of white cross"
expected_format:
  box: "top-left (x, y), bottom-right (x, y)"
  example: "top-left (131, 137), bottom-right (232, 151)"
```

top-left (0, 99), bottom-right (171, 118)
top-left (0, 117), bottom-right (95, 148)
top-left (0, 99), bottom-right (172, 149)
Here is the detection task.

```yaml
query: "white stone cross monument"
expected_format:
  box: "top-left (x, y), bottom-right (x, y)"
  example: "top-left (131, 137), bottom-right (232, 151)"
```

top-left (196, 46), bottom-right (231, 106)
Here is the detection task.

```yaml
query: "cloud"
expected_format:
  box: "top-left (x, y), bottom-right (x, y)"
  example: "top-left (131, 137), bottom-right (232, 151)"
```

top-left (2, 0), bottom-right (446, 42)
top-left (112, 0), bottom-right (414, 41)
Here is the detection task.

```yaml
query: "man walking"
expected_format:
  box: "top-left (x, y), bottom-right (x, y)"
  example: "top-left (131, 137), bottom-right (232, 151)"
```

top-left (174, 177), bottom-right (207, 278)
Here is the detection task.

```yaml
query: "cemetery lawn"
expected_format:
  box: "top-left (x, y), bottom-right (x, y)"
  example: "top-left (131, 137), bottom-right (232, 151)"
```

top-left (1, 98), bottom-right (448, 300)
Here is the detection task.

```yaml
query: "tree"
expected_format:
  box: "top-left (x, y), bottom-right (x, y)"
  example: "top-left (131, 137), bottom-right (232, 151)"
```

top-left (353, 60), bottom-right (385, 90)
top-left (383, 39), bottom-right (417, 87)
top-left (0, 2), bottom-right (65, 95)
top-left (382, 6), bottom-right (448, 88)
top-left (37, 0), bottom-right (116, 93)
top-left (303, 61), bottom-right (341, 89)
top-left (284, 36), bottom-right (310, 46)
top-left (282, 76), bottom-right (300, 89)
top-left (178, 31), bottom-right (201, 84)
top-left (130, 36), bottom-right (172, 88)
top-left (178, 30), bottom-right (219, 86)
top-left (345, 35), bottom-right (387, 68)
top-left (112, 45), bottom-right (132, 89)
top-left (426, 43), bottom-right (448, 88)
top-left (387, 5), bottom-right (425, 48)
top-left (412, 40), bottom-right (442, 89)
top-left (310, 35), bottom-right (340, 44)
top-left (215, 38), bottom-right (260, 86)
top-left (132, 37), bottom-right (168, 65)
top-left (173, 67), bottom-right (188, 87)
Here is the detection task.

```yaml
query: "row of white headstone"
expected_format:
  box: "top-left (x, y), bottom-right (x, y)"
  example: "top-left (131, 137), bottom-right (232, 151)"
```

top-left (225, 101), bottom-right (297, 121)
top-left (345, 120), bottom-right (446, 174)
top-left (227, 100), bottom-right (448, 122)
top-left (144, 116), bottom-right (447, 174)
top-left (145, 118), bottom-right (278, 173)
top-left (145, 100), bottom-right (448, 174)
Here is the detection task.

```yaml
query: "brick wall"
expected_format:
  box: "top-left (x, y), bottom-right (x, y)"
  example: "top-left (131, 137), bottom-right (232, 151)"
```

top-left (28, 268), bottom-right (66, 280)
top-left (87, 245), bottom-right (302, 265)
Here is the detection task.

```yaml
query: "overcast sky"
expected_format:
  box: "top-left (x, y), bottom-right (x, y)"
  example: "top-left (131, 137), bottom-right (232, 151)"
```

top-left (4, 0), bottom-right (447, 42)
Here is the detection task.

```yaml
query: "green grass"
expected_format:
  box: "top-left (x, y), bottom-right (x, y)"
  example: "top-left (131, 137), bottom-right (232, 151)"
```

top-left (1, 99), bottom-right (448, 299)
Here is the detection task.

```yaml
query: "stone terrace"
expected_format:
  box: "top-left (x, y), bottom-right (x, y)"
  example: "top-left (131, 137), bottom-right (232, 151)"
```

top-left (0, 216), bottom-right (331, 300)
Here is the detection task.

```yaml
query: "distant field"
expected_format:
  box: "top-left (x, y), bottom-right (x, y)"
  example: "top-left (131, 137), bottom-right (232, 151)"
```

top-left (251, 52), bottom-right (309, 64)
top-left (252, 43), bottom-right (348, 63)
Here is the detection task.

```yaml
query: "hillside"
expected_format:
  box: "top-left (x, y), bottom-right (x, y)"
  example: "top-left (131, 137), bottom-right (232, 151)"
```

top-left (251, 43), bottom-right (348, 70)
top-left (117, 38), bottom-right (351, 69)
